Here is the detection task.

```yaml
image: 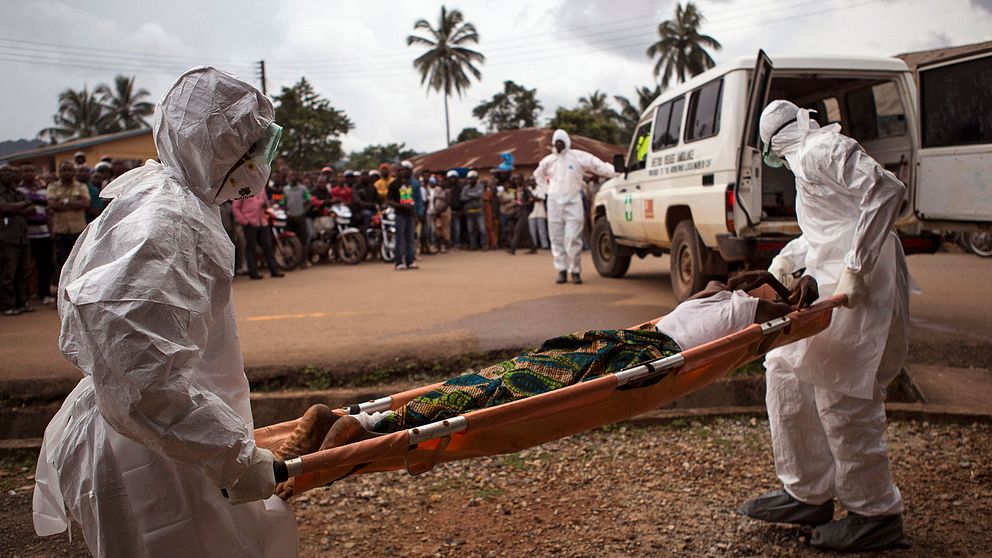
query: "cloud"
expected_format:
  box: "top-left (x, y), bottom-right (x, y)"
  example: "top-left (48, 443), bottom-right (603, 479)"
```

top-left (971, 0), bottom-right (992, 14)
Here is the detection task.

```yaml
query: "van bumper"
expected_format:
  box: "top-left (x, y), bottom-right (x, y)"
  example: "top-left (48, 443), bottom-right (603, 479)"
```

top-left (716, 234), bottom-right (794, 262)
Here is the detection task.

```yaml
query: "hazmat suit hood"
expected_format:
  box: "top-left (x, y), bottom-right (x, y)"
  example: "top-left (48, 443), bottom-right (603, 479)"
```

top-left (760, 99), bottom-right (840, 162)
top-left (148, 66), bottom-right (275, 204)
top-left (552, 129), bottom-right (571, 151)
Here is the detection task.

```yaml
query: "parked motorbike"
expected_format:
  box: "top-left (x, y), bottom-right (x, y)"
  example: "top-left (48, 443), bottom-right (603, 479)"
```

top-left (309, 199), bottom-right (368, 265)
top-left (371, 206), bottom-right (397, 263)
top-left (260, 206), bottom-right (303, 271)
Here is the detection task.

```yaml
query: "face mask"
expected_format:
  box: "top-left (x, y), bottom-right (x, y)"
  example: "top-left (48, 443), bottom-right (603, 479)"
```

top-left (214, 122), bottom-right (283, 204)
top-left (761, 117), bottom-right (797, 170)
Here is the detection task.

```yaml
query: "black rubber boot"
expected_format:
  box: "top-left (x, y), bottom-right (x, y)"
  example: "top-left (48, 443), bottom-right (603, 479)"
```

top-left (571, 273), bottom-right (583, 284)
top-left (738, 489), bottom-right (835, 527)
top-left (810, 513), bottom-right (911, 552)
top-left (556, 271), bottom-right (567, 284)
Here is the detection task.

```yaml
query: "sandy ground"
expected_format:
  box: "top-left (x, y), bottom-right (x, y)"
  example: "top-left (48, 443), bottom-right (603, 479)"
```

top-left (3, 417), bottom-right (989, 557)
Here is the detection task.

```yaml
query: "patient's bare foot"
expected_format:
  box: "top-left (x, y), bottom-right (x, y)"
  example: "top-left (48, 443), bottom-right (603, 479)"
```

top-left (319, 415), bottom-right (379, 450)
top-left (274, 404), bottom-right (338, 460)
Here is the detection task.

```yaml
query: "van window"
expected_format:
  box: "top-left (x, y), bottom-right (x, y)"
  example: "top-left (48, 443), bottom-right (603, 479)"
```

top-left (627, 121), bottom-right (652, 171)
top-left (652, 97), bottom-right (685, 151)
top-left (685, 79), bottom-right (723, 142)
top-left (921, 55), bottom-right (992, 148)
top-left (845, 81), bottom-right (907, 141)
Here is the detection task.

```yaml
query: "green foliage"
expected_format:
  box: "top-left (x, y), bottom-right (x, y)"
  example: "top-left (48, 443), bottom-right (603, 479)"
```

top-left (273, 77), bottom-right (353, 170)
top-left (40, 75), bottom-right (156, 143)
top-left (347, 143), bottom-right (419, 172)
top-left (455, 127), bottom-right (484, 143)
top-left (471, 80), bottom-right (542, 132)
top-left (548, 106), bottom-right (623, 146)
top-left (646, 2), bottom-right (722, 87)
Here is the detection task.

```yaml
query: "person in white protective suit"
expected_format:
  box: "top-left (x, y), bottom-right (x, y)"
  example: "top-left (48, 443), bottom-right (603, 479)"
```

top-left (534, 129), bottom-right (616, 284)
top-left (737, 100), bottom-right (912, 552)
top-left (31, 67), bottom-right (299, 557)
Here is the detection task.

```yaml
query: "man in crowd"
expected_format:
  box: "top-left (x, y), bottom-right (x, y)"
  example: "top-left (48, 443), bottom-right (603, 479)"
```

top-left (509, 173), bottom-right (537, 255)
top-left (331, 171), bottom-right (353, 205)
top-left (535, 129), bottom-right (616, 284)
top-left (282, 170), bottom-right (312, 268)
top-left (445, 170), bottom-right (463, 249)
top-left (47, 160), bottom-right (91, 280)
top-left (418, 169), bottom-right (434, 254)
top-left (0, 164), bottom-right (34, 315)
top-left (497, 176), bottom-right (517, 248)
top-left (387, 163), bottom-right (420, 270)
top-left (234, 189), bottom-right (284, 280)
top-left (374, 163), bottom-right (392, 201)
top-left (311, 168), bottom-right (332, 204)
top-left (352, 170), bottom-right (380, 231)
top-left (460, 170), bottom-right (486, 250)
top-left (429, 176), bottom-right (450, 253)
top-left (18, 164), bottom-right (54, 304)
top-left (76, 165), bottom-right (105, 223)
top-left (527, 176), bottom-right (550, 250)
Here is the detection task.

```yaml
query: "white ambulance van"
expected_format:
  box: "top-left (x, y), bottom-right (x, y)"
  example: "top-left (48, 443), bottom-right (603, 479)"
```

top-left (592, 49), bottom-right (992, 300)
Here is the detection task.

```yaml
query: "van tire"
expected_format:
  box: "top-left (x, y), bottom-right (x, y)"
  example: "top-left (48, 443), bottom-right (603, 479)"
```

top-left (670, 221), bottom-right (707, 301)
top-left (591, 217), bottom-right (631, 278)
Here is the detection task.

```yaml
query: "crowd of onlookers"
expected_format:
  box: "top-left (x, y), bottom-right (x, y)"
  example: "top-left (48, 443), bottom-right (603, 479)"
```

top-left (225, 161), bottom-right (601, 274)
top-left (1, 155), bottom-right (602, 314)
top-left (0, 152), bottom-right (132, 316)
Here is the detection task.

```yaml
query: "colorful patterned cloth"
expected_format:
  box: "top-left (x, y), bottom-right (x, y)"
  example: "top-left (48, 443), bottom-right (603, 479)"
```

top-left (374, 329), bottom-right (680, 432)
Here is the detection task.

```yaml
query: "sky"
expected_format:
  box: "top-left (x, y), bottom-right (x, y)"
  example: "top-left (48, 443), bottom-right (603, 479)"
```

top-left (0, 0), bottom-right (989, 156)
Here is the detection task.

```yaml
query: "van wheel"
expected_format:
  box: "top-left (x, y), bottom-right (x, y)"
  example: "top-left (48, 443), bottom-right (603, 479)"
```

top-left (670, 221), bottom-right (707, 301)
top-left (591, 217), bottom-right (631, 278)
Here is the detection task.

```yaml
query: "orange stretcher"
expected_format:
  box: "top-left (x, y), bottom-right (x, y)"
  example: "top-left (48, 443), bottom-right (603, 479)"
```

top-left (256, 294), bottom-right (842, 495)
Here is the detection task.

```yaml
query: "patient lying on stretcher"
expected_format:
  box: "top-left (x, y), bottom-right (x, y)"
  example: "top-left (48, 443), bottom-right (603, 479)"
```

top-left (272, 271), bottom-right (817, 498)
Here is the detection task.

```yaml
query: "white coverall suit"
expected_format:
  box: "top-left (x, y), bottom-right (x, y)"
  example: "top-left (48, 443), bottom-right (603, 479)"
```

top-left (762, 104), bottom-right (910, 516)
top-left (534, 129), bottom-right (616, 274)
top-left (32, 68), bottom-right (298, 557)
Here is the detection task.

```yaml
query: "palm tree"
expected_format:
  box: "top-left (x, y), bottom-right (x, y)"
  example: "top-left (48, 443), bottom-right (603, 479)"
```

top-left (39, 86), bottom-right (117, 143)
top-left (97, 75), bottom-right (154, 130)
top-left (646, 2), bottom-right (722, 88)
top-left (407, 6), bottom-right (485, 146)
top-left (579, 90), bottom-right (617, 119)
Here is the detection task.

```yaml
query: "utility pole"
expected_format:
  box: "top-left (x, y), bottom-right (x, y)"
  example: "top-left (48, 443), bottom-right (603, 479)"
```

top-left (256, 60), bottom-right (267, 95)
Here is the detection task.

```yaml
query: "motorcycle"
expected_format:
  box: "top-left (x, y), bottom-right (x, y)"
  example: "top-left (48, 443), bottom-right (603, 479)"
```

top-left (368, 206), bottom-right (397, 263)
top-left (309, 199), bottom-right (368, 265)
top-left (261, 206), bottom-right (303, 271)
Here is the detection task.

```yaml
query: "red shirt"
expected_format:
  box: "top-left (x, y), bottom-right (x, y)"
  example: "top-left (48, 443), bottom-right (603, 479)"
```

top-left (330, 185), bottom-right (353, 204)
top-left (232, 195), bottom-right (268, 226)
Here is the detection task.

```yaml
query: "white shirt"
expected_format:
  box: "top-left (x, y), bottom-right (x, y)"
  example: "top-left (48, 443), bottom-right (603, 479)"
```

top-left (656, 290), bottom-right (759, 351)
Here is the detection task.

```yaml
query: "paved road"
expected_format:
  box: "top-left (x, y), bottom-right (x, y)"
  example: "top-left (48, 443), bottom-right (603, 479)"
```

top-left (2, 250), bottom-right (990, 392)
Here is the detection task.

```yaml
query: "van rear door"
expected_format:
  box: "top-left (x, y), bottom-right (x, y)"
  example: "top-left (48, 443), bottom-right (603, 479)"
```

top-left (914, 51), bottom-right (992, 224)
top-left (734, 49), bottom-right (774, 231)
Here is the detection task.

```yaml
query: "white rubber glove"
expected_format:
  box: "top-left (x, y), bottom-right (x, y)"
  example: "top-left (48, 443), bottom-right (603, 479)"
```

top-left (833, 268), bottom-right (867, 308)
top-left (227, 447), bottom-right (276, 505)
top-left (768, 255), bottom-right (793, 288)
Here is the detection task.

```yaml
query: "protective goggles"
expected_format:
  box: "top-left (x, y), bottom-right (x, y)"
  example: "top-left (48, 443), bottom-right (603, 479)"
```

top-left (248, 122), bottom-right (283, 168)
top-left (761, 117), bottom-right (796, 169)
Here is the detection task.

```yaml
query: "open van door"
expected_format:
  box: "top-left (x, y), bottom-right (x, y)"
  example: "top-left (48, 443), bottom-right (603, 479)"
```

top-left (734, 49), bottom-right (774, 231)
top-left (914, 51), bottom-right (992, 225)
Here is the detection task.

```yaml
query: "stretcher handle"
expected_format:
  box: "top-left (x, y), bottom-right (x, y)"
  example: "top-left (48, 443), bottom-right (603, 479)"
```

top-left (220, 461), bottom-right (290, 498)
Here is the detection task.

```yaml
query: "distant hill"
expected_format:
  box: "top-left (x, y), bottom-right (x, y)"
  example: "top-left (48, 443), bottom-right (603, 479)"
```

top-left (0, 139), bottom-right (46, 161)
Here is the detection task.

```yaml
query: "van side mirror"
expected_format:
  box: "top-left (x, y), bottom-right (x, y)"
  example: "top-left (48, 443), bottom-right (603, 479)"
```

top-left (612, 154), bottom-right (625, 173)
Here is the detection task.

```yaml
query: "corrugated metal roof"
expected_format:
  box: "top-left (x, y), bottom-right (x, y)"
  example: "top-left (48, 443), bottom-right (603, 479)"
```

top-left (897, 40), bottom-right (992, 74)
top-left (3, 128), bottom-right (152, 162)
top-left (409, 127), bottom-right (624, 172)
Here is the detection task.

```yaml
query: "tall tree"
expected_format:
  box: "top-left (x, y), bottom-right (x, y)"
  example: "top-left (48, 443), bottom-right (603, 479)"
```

top-left (39, 86), bottom-right (117, 143)
top-left (273, 77), bottom-right (353, 170)
top-left (347, 143), bottom-right (419, 172)
top-left (646, 2), bottom-right (722, 87)
top-left (407, 5), bottom-right (485, 146)
top-left (614, 84), bottom-right (662, 144)
top-left (548, 106), bottom-right (623, 146)
top-left (471, 80), bottom-right (542, 132)
top-left (96, 75), bottom-right (154, 130)
top-left (578, 90), bottom-right (618, 120)
top-left (456, 127), bottom-right (484, 143)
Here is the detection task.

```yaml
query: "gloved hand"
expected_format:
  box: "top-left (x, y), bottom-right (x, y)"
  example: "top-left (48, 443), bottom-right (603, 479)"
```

top-left (226, 447), bottom-right (276, 505)
top-left (833, 268), bottom-right (867, 308)
top-left (768, 255), bottom-right (793, 289)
